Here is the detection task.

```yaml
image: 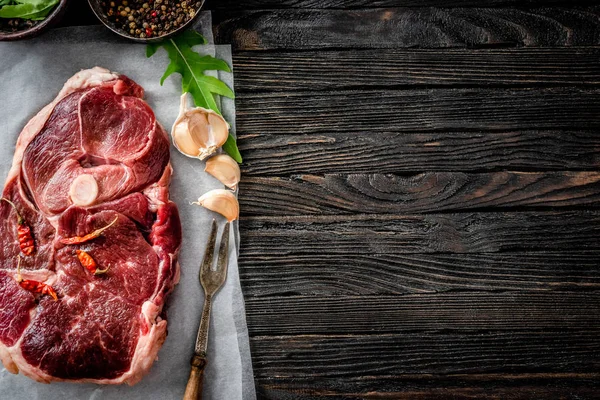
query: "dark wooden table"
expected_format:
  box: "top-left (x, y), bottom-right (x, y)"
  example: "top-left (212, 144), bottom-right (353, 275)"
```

top-left (63, 1), bottom-right (600, 399)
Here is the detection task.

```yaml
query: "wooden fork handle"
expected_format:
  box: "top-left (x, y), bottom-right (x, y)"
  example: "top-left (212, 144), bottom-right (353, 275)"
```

top-left (183, 354), bottom-right (207, 400)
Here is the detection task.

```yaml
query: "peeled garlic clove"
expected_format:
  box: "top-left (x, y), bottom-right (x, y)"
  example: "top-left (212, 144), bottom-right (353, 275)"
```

top-left (205, 154), bottom-right (241, 190)
top-left (194, 189), bottom-right (239, 222)
top-left (171, 94), bottom-right (230, 160)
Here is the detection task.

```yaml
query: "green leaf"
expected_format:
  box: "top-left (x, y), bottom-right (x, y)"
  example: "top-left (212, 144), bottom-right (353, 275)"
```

top-left (147, 29), bottom-right (242, 163)
top-left (223, 134), bottom-right (242, 163)
top-left (146, 44), bottom-right (159, 58)
top-left (176, 29), bottom-right (208, 47)
top-left (196, 75), bottom-right (235, 98)
top-left (183, 73), bottom-right (220, 112)
top-left (0, 0), bottom-right (59, 20)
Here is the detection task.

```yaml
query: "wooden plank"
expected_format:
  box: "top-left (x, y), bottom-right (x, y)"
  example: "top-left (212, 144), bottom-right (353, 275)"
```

top-left (233, 48), bottom-right (600, 92)
top-left (236, 88), bottom-right (600, 135)
top-left (239, 252), bottom-right (600, 296)
top-left (213, 8), bottom-right (600, 50)
top-left (239, 172), bottom-right (600, 216)
top-left (249, 332), bottom-right (600, 376)
top-left (239, 131), bottom-right (600, 175)
top-left (256, 374), bottom-right (600, 399)
top-left (240, 211), bottom-right (600, 255)
top-left (206, 0), bottom-right (599, 9)
top-left (244, 293), bottom-right (600, 335)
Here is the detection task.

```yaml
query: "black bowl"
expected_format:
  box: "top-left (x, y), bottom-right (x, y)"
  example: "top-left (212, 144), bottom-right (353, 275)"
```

top-left (0, 0), bottom-right (69, 41)
top-left (88, 0), bottom-right (205, 43)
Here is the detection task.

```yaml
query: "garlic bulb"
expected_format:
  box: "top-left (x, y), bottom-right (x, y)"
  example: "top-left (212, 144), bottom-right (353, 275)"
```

top-left (171, 94), bottom-right (230, 160)
top-left (193, 189), bottom-right (239, 222)
top-left (205, 154), bottom-right (241, 190)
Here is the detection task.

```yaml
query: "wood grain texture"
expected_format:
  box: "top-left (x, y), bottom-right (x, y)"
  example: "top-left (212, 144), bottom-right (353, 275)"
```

top-left (239, 252), bottom-right (600, 296)
top-left (59, 2), bottom-right (600, 399)
top-left (239, 211), bottom-right (600, 255)
top-left (239, 131), bottom-right (600, 175)
top-left (244, 292), bottom-right (600, 335)
top-left (233, 48), bottom-right (600, 92)
top-left (206, 0), bottom-right (599, 10)
top-left (249, 332), bottom-right (600, 376)
top-left (239, 171), bottom-right (600, 216)
top-left (236, 88), bottom-right (600, 135)
top-left (213, 8), bottom-right (600, 50)
top-left (256, 374), bottom-right (600, 399)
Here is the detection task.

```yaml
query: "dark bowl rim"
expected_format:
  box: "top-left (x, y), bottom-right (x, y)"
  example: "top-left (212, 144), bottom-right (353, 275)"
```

top-left (0, 0), bottom-right (69, 40)
top-left (87, 0), bottom-right (205, 43)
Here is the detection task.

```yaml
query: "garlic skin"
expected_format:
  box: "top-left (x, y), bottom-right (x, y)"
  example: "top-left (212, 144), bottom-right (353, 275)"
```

top-left (194, 189), bottom-right (239, 222)
top-left (205, 154), bottom-right (241, 190)
top-left (171, 94), bottom-right (230, 160)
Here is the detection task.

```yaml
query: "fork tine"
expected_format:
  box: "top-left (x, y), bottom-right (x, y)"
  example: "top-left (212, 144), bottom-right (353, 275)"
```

top-left (215, 222), bottom-right (230, 278)
top-left (200, 219), bottom-right (218, 279)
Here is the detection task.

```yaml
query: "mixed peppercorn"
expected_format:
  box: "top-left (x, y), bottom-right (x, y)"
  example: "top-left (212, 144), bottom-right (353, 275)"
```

top-left (101, 0), bottom-right (201, 39)
top-left (0, 18), bottom-right (37, 33)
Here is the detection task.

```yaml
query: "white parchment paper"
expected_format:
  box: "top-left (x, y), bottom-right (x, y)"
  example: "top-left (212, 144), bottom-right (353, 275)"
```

top-left (0, 12), bottom-right (256, 400)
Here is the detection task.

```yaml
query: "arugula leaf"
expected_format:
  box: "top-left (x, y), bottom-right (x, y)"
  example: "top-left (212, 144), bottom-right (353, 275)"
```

top-left (0, 0), bottom-right (59, 20)
top-left (223, 135), bottom-right (243, 164)
top-left (147, 30), bottom-right (241, 163)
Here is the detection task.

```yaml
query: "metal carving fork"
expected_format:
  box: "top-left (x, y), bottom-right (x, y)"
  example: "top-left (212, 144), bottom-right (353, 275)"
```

top-left (184, 220), bottom-right (230, 400)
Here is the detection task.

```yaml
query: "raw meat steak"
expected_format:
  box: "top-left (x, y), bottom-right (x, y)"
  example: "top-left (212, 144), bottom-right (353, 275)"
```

top-left (0, 67), bottom-right (182, 385)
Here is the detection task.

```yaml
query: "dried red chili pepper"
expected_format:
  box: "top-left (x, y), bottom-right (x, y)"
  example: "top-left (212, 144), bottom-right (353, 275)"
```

top-left (15, 257), bottom-right (57, 301)
top-left (76, 250), bottom-right (109, 276)
top-left (1, 198), bottom-right (35, 256)
top-left (60, 216), bottom-right (119, 245)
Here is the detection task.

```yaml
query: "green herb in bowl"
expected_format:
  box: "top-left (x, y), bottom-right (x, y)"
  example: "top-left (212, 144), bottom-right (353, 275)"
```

top-left (0, 0), bottom-right (60, 33)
